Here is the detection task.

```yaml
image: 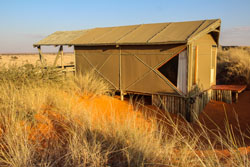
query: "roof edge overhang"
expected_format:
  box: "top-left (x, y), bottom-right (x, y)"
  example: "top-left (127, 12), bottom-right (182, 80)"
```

top-left (187, 19), bottom-right (221, 45)
top-left (33, 44), bottom-right (73, 47)
top-left (34, 41), bottom-right (187, 47)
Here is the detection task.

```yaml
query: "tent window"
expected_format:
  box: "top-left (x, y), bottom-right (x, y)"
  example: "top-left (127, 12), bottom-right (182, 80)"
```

top-left (158, 55), bottom-right (179, 86)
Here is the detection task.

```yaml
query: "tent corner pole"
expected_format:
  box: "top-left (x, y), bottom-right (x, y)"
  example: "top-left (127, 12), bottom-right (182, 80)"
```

top-left (119, 46), bottom-right (124, 101)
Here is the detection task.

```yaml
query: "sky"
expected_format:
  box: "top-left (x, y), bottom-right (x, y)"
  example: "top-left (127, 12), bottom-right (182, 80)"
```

top-left (0, 0), bottom-right (250, 53)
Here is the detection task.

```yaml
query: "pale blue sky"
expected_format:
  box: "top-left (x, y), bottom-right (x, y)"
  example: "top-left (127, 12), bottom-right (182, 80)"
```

top-left (0, 0), bottom-right (250, 53)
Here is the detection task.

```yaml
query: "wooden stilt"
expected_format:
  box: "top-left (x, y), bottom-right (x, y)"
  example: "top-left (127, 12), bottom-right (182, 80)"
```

top-left (235, 92), bottom-right (238, 103)
top-left (37, 46), bottom-right (45, 65)
top-left (121, 90), bottom-right (124, 101)
top-left (73, 46), bottom-right (77, 76)
top-left (61, 46), bottom-right (64, 69)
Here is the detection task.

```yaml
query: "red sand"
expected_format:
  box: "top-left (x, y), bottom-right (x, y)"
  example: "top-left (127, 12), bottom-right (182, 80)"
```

top-left (136, 91), bottom-right (250, 156)
top-left (141, 91), bottom-right (250, 147)
top-left (198, 91), bottom-right (250, 146)
top-left (77, 95), bottom-right (152, 131)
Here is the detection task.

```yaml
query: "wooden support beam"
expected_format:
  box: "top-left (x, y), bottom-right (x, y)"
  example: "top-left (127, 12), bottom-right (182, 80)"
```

top-left (120, 90), bottom-right (124, 101)
top-left (235, 92), bottom-right (239, 103)
top-left (60, 46), bottom-right (64, 69)
top-left (73, 47), bottom-right (77, 76)
top-left (37, 46), bottom-right (45, 65)
top-left (53, 45), bottom-right (63, 66)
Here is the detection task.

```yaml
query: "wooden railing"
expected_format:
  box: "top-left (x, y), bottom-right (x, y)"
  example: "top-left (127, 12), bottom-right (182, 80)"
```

top-left (152, 89), bottom-right (212, 122)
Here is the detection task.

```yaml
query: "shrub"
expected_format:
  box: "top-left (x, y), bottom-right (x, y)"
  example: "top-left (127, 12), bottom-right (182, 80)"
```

top-left (217, 47), bottom-right (250, 86)
top-left (0, 64), bottom-right (64, 87)
top-left (10, 56), bottom-right (18, 60)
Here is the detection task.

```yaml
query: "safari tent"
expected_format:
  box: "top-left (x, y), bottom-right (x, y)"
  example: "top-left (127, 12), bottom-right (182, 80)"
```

top-left (34, 19), bottom-right (221, 121)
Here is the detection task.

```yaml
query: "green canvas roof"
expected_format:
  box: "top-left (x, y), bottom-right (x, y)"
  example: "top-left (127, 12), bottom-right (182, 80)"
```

top-left (34, 19), bottom-right (221, 46)
top-left (35, 30), bottom-right (88, 46)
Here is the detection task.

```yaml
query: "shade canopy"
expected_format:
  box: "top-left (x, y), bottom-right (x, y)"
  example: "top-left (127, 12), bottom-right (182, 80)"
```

top-left (34, 19), bottom-right (221, 46)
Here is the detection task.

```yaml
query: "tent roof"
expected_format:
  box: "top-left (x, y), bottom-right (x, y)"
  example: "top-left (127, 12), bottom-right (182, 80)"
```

top-left (34, 19), bottom-right (221, 46)
top-left (35, 30), bottom-right (88, 46)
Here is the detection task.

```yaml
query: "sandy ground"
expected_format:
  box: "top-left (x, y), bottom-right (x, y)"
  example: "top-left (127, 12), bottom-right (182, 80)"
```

top-left (130, 90), bottom-right (250, 150)
top-left (0, 53), bottom-right (75, 67)
top-left (198, 90), bottom-right (250, 146)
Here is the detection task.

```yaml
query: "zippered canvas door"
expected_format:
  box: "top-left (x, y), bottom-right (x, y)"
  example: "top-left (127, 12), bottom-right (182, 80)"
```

top-left (177, 50), bottom-right (187, 94)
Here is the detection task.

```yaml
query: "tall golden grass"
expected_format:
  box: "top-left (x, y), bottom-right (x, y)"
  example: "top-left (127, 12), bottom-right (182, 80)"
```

top-left (0, 64), bottom-right (249, 166)
top-left (217, 47), bottom-right (250, 86)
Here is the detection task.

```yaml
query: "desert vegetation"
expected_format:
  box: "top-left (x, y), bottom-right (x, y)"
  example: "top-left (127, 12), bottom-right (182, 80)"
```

top-left (217, 47), bottom-right (250, 87)
top-left (0, 53), bottom-right (74, 67)
top-left (0, 63), bottom-right (249, 167)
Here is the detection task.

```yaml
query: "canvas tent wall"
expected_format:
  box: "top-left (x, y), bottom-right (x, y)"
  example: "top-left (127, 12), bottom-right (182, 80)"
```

top-left (74, 44), bottom-right (187, 95)
top-left (191, 34), bottom-right (218, 90)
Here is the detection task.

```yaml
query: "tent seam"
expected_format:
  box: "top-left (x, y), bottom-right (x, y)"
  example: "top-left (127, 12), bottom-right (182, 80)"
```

top-left (68, 30), bottom-right (90, 44)
top-left (146, 23), bottom-right (171, 43)
top-left (116, 24), bottom-right (143, 43)
top-left (89, 28), bottom-right (115, 43)
top-left (81, 53), bottom-right (118, 89)
top-left (125, 51), bottom-right (185, 95)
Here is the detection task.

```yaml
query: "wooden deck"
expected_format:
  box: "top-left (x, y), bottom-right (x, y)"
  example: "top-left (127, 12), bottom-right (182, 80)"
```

top-left (212, 85), bottom-right (247, 103)
top-left (212, 85), bottom-right (247, 93)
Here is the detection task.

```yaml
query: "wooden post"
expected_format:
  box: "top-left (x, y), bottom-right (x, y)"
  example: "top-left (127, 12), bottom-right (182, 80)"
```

top-left (61, 45), bottom-right (64, 69)
top-left (121, 90), bottom-right (124, 101)
top-left (152, 95), bottom-right (159, 107)
top-left (37, 46), bottom-right (45, 65)
top-left (235, 92), bottom-right (238, 103)
top-left (73, 46), bottom-right (77, 76)
top-left (53, 45), bottom-right (63, 66)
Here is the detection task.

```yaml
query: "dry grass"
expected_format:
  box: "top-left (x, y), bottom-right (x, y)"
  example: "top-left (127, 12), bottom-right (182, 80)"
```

top-left (0, 53), bottom-right (74, 67)
top-left (0, 64), bottom-right (249, 166)
top-left (217, 47), bottom-right (250, 86)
